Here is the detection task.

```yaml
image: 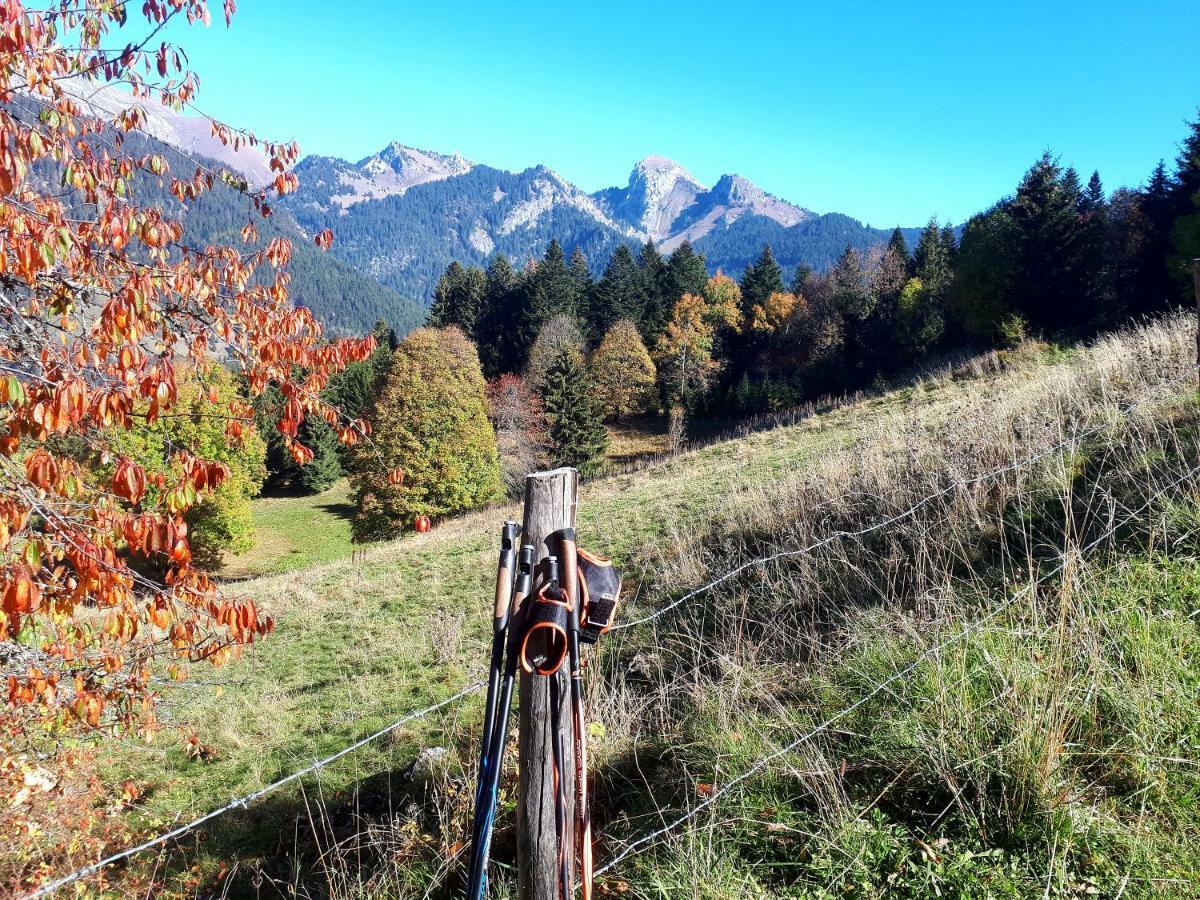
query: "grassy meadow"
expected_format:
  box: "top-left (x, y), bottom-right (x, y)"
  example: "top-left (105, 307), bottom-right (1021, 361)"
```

top-left (90, 314), bottom-right (1200, 899)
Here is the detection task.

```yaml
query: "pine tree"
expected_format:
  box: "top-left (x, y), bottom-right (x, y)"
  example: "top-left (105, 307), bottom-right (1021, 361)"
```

top-left (543, 347), bottom-right (609, 477)
top-left (590, 319), bottom-right (657, 420)
top-left (739, 244), bottom-right (785, 318)
top-left (588, 244), bottom-right (646, 336)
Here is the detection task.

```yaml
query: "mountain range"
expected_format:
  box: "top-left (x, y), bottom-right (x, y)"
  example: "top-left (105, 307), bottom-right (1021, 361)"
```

top-left (283, 146), bottom-right (922, 305)
top-left (68, 82), bottom-right (923, 330)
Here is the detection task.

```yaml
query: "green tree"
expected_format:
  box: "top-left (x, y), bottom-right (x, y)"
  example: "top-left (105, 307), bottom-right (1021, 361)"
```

top-left (887, 226), bottom-right (912, 275)
top-left (569, 246), bottom-right (593, 299)
top-left (666, 240), bottom-right (710, 303)
top-left (739, 244), bottom-right (785, 319)
top-left (590, 319), bottom-right (657, 420)
top-left (543, 347), bottom-right (609, 477)
top-left (636, 240), bottom-right (671, 343)
top-left (1008, 152), bottom-right (1089, 331)
top-left (110, 366), bottom-right (267, 567)
top-left (428, 261), bottom-right (486, 334)
top-left (526, 240), bottom-right (578, 335)
top-left (475, 253), bottom-right (525, 377)
top-left (894, 276), bottom-right (945, 364)
top-left (351, 327), bottom-right (502, 540)
top-left (589, 243), bottom-right (646, 335)
top-left (525, 314), bottom-right (585, 392)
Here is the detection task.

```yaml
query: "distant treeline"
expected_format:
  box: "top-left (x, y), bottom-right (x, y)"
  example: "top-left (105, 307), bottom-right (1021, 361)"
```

top-left (426, 110), bottom-right (1200, 417)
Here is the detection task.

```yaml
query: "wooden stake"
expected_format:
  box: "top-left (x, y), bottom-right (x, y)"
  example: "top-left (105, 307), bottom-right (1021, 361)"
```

top-left (517, 467), bottom-right (578, 900)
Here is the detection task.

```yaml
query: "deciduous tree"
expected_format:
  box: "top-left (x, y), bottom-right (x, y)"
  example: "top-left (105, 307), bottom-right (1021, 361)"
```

top-left (0, 0), bottom-right (381, 794)
top-left (351, 328), bottom-right (501, 539)
top-left (590, 320), bottom-right (657, 420)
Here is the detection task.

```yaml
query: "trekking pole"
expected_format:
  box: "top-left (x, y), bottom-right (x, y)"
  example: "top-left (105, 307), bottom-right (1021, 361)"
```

top-left (470, 523), bottom-right (519, 844)
top-left (542, 555), bottom-right (573, 900)
top-left (467, 543), bottom-right (535, 900)
top-left (559, 528), bottom-right (593, 900)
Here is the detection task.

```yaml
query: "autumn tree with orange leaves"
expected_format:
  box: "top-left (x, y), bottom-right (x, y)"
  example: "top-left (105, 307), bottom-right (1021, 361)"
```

top-left (0, 0), bottom-right (390, 874)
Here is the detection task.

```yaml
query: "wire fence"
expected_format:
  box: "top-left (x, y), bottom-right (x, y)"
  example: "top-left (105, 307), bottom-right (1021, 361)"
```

top-left (613, 372), bottom-right (1189, 631)
top-left (594, 459), bottom-right (1200, 877)
top-left (23, 682), bottom-right (483, 900)
top-left (23, 371), bottom-right (1195, 897)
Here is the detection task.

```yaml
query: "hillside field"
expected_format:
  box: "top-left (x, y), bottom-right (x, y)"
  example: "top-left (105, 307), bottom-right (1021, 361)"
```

top-left (93, 315), bottom-right (1200, 899)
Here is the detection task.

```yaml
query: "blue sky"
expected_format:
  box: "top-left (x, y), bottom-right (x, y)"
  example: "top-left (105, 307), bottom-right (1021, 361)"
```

top-left (163, 0), bottom-right (1200, 226)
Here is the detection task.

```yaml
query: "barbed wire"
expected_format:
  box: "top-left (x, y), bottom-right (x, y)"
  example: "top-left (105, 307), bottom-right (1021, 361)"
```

top-left (594, 459), bottom-right (1200, 877)
top-left (613, 373), bottom-right (1190, 631)
top-left (23, 681), bottom-right (484, 900)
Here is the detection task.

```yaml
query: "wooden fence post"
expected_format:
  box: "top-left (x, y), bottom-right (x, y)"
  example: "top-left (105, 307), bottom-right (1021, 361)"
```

top-left (517, 467), bottom-right (578, 900)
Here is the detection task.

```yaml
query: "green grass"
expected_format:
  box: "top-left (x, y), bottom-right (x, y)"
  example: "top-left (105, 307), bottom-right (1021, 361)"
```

top-left (88, 319), bottom-right (1198, 898)
top-left (616, 555), bottom-right (1200, 898)
top-left (215, 478), bottom-right (356, 578)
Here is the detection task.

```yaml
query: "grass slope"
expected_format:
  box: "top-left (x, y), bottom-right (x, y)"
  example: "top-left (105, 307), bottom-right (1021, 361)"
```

top-left (94, 317), bottom-right (1198, 899)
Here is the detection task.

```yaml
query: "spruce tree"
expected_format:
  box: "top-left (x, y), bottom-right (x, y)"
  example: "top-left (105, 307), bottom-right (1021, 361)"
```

top-left (666, 241), bottom-right (710, 302)
top-left (790, 263), bottom-right (813, 295)
top-left (428, 261), bottom-right (466, 327)
top-left (297, 418), bottom-right (344, 493)
top-left (637, 240), bottom-right (671, 343)
top-left (475, 253), bottom-right (528, 376)
top-left (569, 246), bottom-right (593, 299)
top-left (887, 227), bottom-right (912, 274)
top-left (1131, 160), bottom-right (1176, 314)
top-left (589, 244), bottom-right (645, 336)
top-left (526, 239), bottom-right (576, 334)
top-left (914, 219), bottom-right (954, 307)
top-left (739, 245), bottom-right (785, 318)
top-left (1008, 152), bottom-right (1089, 330)
top-left (542, 347), bottom-right (609, 477)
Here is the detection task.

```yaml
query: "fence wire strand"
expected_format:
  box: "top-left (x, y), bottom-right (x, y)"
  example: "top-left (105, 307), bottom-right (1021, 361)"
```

top-left (24, 681), bottom-right (484, 900)
top-left (594, 460), bottom-right (1200, 877)
top-left (25, 372), bottom-right (1194, 897)
top-left (613, 373), bottom-right (1189, 631)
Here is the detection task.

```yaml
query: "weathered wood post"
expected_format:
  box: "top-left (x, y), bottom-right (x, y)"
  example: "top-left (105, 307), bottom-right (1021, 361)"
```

top-left (517, 467), bottom-right (578, 899)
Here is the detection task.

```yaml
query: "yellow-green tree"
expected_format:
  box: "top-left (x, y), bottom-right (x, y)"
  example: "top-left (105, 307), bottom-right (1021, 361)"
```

top-left (655, 293), bottom-right (719, 405)
top-left (590, 319), bottom-right (657, 420)
top-left (351, 327), bottom-right (502, 540)
top-left (108, 366), bottom-right (267, 567)
top-left (748, 290), bottom-right (799, 334)
top-left (702, 273), bottom-right (743, 331)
